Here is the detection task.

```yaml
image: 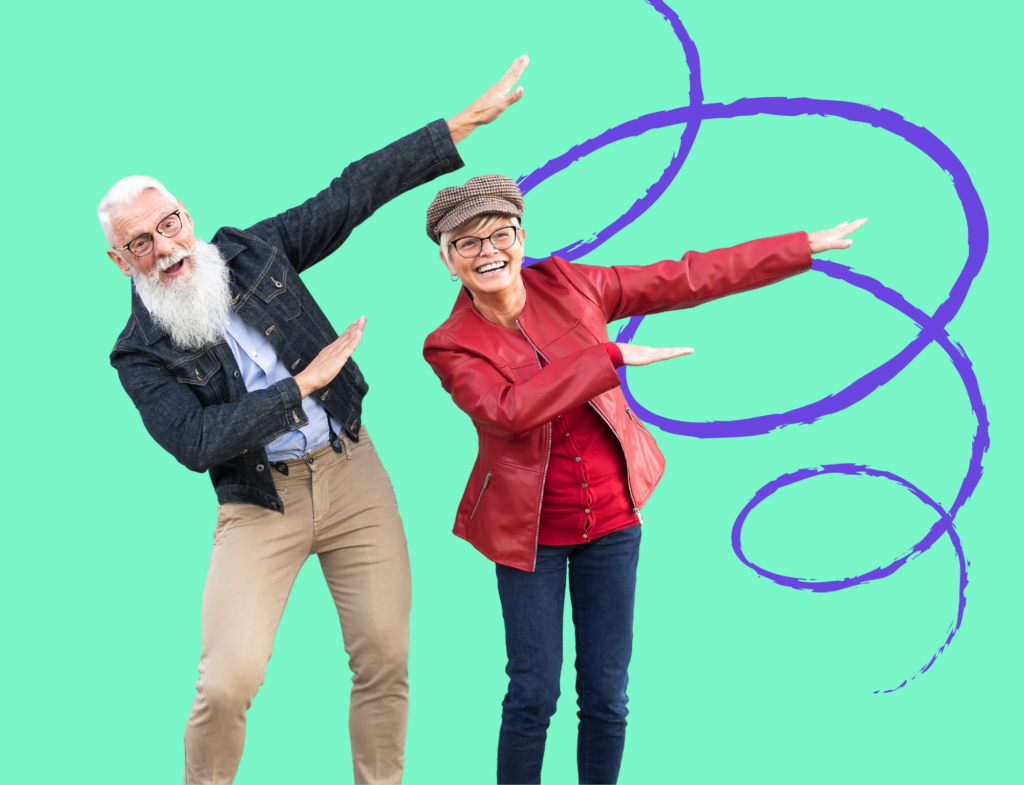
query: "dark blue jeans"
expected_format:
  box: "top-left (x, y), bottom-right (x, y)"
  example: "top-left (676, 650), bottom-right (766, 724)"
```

top-left (496, 525), bottom-right (641, 784)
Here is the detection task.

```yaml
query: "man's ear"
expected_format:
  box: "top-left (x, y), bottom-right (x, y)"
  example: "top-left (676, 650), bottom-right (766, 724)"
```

top-left (178, 198), bottom-right (194, 231)
top-left (108, 248), bottom-right (132, 277)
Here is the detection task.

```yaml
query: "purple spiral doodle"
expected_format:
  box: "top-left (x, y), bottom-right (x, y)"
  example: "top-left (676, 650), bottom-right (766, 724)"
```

top-left (518, 0), bottom-right (988, 692)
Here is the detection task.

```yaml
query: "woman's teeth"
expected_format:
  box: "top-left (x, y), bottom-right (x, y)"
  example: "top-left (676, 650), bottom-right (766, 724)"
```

top-left (476, 262), bottom-right (506, 274)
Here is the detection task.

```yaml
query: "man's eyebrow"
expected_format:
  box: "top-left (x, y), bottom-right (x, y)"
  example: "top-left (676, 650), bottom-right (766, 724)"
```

top-left (121, 208), bottom-right (175, 242)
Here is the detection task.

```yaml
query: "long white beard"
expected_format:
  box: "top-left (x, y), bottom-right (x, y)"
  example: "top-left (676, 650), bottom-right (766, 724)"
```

top-left (131, 239), bottom-right (232, 351)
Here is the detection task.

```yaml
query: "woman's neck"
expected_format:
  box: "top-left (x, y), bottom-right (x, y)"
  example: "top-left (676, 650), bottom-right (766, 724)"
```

top-left (472, 278), bottom-right (527, 329)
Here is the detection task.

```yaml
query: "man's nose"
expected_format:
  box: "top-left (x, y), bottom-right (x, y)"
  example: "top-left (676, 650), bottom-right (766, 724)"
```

top-left (152, 230), bottom-right (179, 259)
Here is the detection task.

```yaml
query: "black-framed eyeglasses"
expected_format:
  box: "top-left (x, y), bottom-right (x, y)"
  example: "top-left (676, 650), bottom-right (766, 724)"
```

top-left (118, 210), bottom-right (183, 257)
top-left (449, 225), bottom-right (519, 259)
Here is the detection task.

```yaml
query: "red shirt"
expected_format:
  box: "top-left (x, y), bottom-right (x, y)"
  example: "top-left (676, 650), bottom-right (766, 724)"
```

top-left (537, 343), bottom-right (640, 545)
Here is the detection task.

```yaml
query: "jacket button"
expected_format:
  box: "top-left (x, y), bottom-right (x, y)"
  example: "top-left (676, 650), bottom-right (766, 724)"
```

top-left (256, 464), bottom-right (265, 472)
top-left (233, 370), bottom-right (240, 379)
top-left (333, 441), bottom-right (341, 449)
top-left (274, 280), bottom-right (283, 289)
top-left (271, 501), bottom-right (279, 509)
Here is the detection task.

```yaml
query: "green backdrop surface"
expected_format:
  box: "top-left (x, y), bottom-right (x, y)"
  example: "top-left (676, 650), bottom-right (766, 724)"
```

top-left (2, 0), bottom-right (1020, 782)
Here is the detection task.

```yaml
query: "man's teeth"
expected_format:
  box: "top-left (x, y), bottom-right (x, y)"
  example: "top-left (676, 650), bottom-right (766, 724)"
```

top-left (476, 262), bottom-right (506, 274)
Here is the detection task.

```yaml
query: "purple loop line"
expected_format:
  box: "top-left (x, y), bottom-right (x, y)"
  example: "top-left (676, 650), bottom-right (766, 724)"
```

top-left (516, 0), bottom-right (989, 692)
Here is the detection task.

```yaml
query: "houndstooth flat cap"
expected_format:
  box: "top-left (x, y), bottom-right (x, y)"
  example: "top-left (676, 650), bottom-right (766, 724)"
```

top-left (426, 174), bottom-right (524, 244)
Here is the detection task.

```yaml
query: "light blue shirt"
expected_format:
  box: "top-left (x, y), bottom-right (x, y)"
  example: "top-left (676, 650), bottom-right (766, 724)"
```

top-left (222, 316), bottom-right (342, 461)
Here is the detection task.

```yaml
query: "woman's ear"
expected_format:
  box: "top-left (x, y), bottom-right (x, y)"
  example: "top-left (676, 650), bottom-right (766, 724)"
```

top-left (440, 247), bottom-right (456, 276)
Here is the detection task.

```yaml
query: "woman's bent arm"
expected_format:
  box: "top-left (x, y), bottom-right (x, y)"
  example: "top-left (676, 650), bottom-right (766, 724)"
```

top-left (423, 340), bottom-right (621, 441)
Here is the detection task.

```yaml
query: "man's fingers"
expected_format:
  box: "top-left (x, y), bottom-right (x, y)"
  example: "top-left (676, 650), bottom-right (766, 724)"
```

top-left (507, 85), bottom-right (524, 105)
top-left (497, 55), bottom-right (529, 91)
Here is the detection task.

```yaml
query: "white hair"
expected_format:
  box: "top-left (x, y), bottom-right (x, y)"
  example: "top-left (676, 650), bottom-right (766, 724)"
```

top-left (440, 212), bottom-right (522, 264)
top-left (131, 238), bottom-right (232, 351)
top-left (98, 175), bottom-right (176, 247)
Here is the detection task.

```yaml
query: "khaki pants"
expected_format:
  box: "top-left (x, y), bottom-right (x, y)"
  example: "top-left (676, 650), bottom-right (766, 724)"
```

top-left (183, 427), bottom-right (411, 784)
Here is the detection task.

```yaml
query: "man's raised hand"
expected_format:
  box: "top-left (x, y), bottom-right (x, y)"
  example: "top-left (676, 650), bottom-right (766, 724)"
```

top-left (448, 56), bottom-right (529, 144)
top-left (295, 316), bottom-right (366, 398)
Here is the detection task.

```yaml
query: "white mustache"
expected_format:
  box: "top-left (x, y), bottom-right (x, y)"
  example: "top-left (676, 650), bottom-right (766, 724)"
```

top-left (155, 245), bottom-right (194, 273)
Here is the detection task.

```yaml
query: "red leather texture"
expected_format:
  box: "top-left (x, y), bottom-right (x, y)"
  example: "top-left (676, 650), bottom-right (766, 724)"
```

top-left (423, 232), bottom-right (812, 571)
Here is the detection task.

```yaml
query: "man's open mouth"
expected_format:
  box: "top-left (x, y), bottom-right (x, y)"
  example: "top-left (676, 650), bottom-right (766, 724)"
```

top-left (158, 256), bottom-right (190, 277)
top-left (475, 261), bottom-right (506, 276)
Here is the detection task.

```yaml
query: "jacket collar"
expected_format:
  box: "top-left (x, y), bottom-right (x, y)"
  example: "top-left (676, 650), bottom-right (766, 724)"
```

top-left (129, 241), bottom-right (246, 346)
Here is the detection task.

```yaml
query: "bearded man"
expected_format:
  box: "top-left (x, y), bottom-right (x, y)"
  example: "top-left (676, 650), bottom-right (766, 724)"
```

top-left (101, 58), bottom-right (528, 785)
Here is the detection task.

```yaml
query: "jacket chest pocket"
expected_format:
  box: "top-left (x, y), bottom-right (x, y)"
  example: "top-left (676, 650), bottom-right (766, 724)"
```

top-left (254, 257), bottom-right (301, 320)
top-left (172, 349), bottom-right (228, 402)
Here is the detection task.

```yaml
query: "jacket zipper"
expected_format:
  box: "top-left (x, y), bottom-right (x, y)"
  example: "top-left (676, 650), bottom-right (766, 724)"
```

top-left (626, 406), bottom-right (654, 439)
top-left (516, 319), bottom-right (552, 572)
top-left (587, 400), bottom-right (642, 522)
top-left (469, 471), bottom-right (492, 520)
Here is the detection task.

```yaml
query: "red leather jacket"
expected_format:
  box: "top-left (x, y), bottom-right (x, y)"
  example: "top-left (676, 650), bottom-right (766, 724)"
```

top-left (423, 232), bottom-right (812, 571)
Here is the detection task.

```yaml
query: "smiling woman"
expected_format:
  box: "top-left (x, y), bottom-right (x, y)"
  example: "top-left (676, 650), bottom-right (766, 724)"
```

top-left (420, 173), bottom-right (864, 784)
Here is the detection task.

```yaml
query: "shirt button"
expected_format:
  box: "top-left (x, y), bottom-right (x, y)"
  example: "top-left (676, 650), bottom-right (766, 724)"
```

top-left (575, 457), bottom-right (581, 462)
top-left (251, 350), bottom-right (257, 357)
top-left (581, 483), bottom-right (587, 488)
top-left (583, 533), bottom-right (589, 539)
top-left (565, 433), bottom-right (570, 438)
top-left (585, 508), bottom-right (590, 514)
top-left (233, 371), bottom-right (240, 379)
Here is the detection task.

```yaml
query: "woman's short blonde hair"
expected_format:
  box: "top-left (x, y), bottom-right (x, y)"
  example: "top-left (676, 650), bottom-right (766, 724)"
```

top-left (440, 212), bottom-right (522, 264)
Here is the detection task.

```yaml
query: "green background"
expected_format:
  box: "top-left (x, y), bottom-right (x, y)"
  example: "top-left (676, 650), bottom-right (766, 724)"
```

top-left (3, 0), bottom-right (1020, 781)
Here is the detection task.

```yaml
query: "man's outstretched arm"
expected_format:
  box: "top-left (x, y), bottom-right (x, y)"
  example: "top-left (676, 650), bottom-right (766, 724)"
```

top-left (241, 57), bottom-right (529, 274)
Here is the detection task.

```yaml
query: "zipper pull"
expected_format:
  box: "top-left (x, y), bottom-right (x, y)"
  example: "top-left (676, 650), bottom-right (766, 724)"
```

top-left (633, 507), bottom-right (644, 524)
top-left (483, 471), bottom-right (492, 489)
top-left (626, 406), bottom-right (636, 422)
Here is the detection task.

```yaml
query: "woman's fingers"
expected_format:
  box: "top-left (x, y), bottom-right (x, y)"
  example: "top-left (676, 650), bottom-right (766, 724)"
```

top-left (809, 218), bottom-right (867, 253)
top-left (617, 344), bottom-right (694, 366)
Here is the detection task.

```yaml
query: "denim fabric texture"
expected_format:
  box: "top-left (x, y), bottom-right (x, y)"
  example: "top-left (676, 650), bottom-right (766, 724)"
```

top-left (110, 120), bottom-right (463, 513)
top-left (495, 525), bottom-right (641, 784)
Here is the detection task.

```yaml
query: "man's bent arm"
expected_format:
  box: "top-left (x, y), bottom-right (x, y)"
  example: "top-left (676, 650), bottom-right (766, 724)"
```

top-left (243, 120), bottom-right (463, 274)
top-left (112, 348), bottom-right (309, 473)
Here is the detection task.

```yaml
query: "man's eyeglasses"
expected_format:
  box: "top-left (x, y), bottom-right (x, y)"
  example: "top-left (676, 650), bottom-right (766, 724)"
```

top-left (449, 225), bottom-right (519, 259)
top-left (118, 210), bottom-right (183, 257)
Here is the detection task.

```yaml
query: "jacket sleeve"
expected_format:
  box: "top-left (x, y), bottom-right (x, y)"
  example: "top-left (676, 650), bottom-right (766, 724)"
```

top-left (564, 232), bottom-right (813, 322)
top-left (111, 348), bottom-right (309, 473)
top-left (243, 119), bottom-right (464, 274)
top-left (423, 337), bottom-right (623, 441)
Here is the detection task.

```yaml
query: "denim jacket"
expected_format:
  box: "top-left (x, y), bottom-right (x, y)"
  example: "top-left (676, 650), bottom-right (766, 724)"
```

top-left (110, 119), bottom-right (464, 513)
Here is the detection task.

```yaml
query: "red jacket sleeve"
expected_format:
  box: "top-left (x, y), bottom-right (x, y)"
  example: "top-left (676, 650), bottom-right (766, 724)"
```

top-left (423, 337), bottom-right (622, 441)
top-left (562, 232), bottom-right (812, 322)
top-left (604, 342), bottom-right (624, 367)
